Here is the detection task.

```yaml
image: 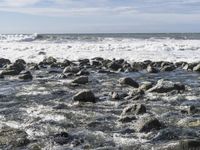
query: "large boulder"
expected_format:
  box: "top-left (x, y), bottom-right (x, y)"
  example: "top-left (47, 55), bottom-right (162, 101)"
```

top-left (121, 104), bottom-right (146, 116)
top-left (135, 116), bottom-right (162, 132)
top-left (72, 76), bottom-right (88, 84)
top-left (0, 58), bottom-right (11, 68)
top-left (73, 90), bottom-right (96, 103)
top-left (119, 77), bottom-right (139, 88)
top-left (148, 79), bottom-right (185, 93)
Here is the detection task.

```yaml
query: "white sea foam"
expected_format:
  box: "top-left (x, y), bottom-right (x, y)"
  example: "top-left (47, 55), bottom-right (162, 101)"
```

top-left (0, 36), bottom-right (200, 63)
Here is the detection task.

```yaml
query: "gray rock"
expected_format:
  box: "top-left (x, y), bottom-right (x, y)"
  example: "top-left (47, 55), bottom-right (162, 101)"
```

top-left (139, 82), bottom-right (153, 91)
top-left (148, 79), bottom-right (185, 93)
top-left (108, 62), bottom-right (121, 71)
top-left (161, 65), bottom-right (175, 72)
top-left (42, 56), bottom-right (57, 65)
top-left (118, 116), bottom-right (136, 123)
top-left (73, 90), bottom-right (96, 102)
top-left (193, 64), bottom-right (200, 72)
top-left (72, 76), bottom-right (89, 84)
top-left (119, 77), bottom-right (139, 88)
top-left (135, 116), bottom-right (162, 132)
top-left (63, 66), bottom-right (80, 74)
top-left (121, 104), bottom-right (146, 116)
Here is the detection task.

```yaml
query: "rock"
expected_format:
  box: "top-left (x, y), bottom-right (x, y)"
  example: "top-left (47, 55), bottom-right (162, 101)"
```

top-left (53, 132), bottom-right (71, 145)
top-left (118, 116), bottom-right (136, 123)
top-left (28, 63), bottom-right (40, 70)
top-left (15, 59), bottom-right (26, 65)
top-left (63, 66), bottom-right (80, 74)
top-left (177, 117), bottom-right (200, 127)
top-left (139, 82), bottom-right (153, 91)
top-left (132, 62), bottom-right (148, 71)
top-left (0, 58), bottom-right (11, 68)
top-left (179, 139), bottom-right (200, 150)
top-left (108, 62), bottom-right (121, 71)
top-left (91, 60), bottom-right (102, 67)
top-left (147, 65), bottom-right (159, 73)
top-left (38, 51), bottom-right (46, 55)
top-left (121, 104), bottom-right (146, 116)
top-left (73, 90), bottom-right (96, 103)
top-left (119, 77), bottom-right (139, 88)
top-left (78, 59), bottom-right (90, 65)
top-left (41, 56), bottom-right (57, 65)
top-left (76, 70), bottom-right (90, 76)
top-left (135, 116), bottom-right (162, 132)
top-left (62, 59), bottom-right (71, 67)
top-left (183, 63), bottom-right (197, 71)
top-left (110, 92), bottom-right (128, 100)
top-left (148, 79), bottom-right (185, 93)
top-left (161, 65), bottom-right (175, 72)
top-left (193, 64), bottom-right (200, 72)
top-left (72, 76), bottom-right (88, 84)
top-left (18, 71), bottom-right (33, 80)
top-left (0, 74), bottom-right (4, 79)
top-left (0, 126), bottom-right (29, 148)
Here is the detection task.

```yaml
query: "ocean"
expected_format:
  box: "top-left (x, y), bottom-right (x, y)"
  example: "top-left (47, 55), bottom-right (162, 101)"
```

top-left (0, 33), bottom-right (200, 63)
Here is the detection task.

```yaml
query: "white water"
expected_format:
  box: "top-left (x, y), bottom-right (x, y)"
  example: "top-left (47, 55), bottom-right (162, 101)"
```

top-left (0, 36), bottom-right (200, 63)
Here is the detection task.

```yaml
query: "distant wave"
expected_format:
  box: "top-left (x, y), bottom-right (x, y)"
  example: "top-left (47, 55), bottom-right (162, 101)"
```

top-left (0, 33), bottom-right (40, 42)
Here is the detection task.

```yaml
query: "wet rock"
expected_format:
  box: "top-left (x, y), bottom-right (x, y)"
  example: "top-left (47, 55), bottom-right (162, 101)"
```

top-left (0, 58), bottom-right (11, 68)
top-left (0, 74), bottom-right (4, 79)
top-left (41, 56), bottom-right (57, 65)
top-left (0, 126), bottom-right (29, 148)
top-left (110, 92), bottom-right (128, 100)
top-left (108, 62), bottom-right (121, 71)
top-left (63, 66), bottom-right (80, 74)
top-left (76, 70), bottom-right (90, 76)
top-left (15, 59), bottom-right (26, 65)
top-left (135, 116), bottom-right (162, 132)
top-left (118, 115), bottom-right (136, 123)
top-left (177, 117), bottom-right (200, 127)
top-left (53, 132), bottom-right (71, 145)
top-left (78, 59), bottom-right (90, 66)
top-left (62, 59), bottom-right (71, 67)
top-left (132, 62), bottom-right (146, 71)
top-left (91, 60), bottom-right (102, 67)
top-left (161, 65), bottom-right (176, 72)
top-left (179, 139), bottom-right (200, 150)
top-left (183, 63), bottom-right (197, 71)
top-left (28, 63), bottom-right (40, 70)
top-left (139, 82), bottom-right (153, 91)
top-left (148, 79), bottom-right (185, 93)
top-left (72, 76), bottom-right (89, 84)
top-left (181, 105), bottom-right (198, 115)
top-left (58, 73), bottom-right (67, 79)
top-left (121, 104), bottom-right (146, 116)
top-left (119, 77), bottom-right (139, 88)
top-left (73, 90), bottom-right (96, 103)
top-left (147, 65), bottom-right (159, 73)
top-left (193, 64), bottom-right (200, 72)
top-left (18, 71), bottom-right (33, 80)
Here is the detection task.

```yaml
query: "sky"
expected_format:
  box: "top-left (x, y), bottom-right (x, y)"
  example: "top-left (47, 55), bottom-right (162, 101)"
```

top-left (0, 0), bottom-right (200, 33)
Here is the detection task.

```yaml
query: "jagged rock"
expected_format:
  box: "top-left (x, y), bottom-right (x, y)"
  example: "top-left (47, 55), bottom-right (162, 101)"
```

top-left (72, 76), bottom-right (89, 84)
top-left (193, 64), bottom-right (200, 72)
top-left (148, 79), bottom-right (185, 93)
top-left (119, 77), bottom-right (139, 88)
top-left (73, 90), bottom-right (96, 103)
top-left (121, 104), bottom-right (146, 116)
top-left (135, 116), bottom-right (162, 132)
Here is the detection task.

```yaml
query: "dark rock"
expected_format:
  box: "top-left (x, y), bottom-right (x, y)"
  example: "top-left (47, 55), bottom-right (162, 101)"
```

top-left (0, 74), bottom-right (4, 79)
top-left (53, 132), bottom-right (71, 145)
top-left (147, 65), bottom-right (159, 73)
top-left (58, 73), bottom-right (67, 79)
top-left (148, 79), bottom-right (185, 93)
top-left (18, 71), bottom-right (33, 80)
top-left (108, 62), bottom-right (122, 71)
top-left (15, 59), bottom-right (26, 65)
top-left (161, 65), bottom-right (175, 72)
top-left (91, 60), bottom-right (102, 67)
top-left (179, 139), bottom-right (200, 150)
top-left (78, 59), bottom-right (90, 65)
top-left (132, 62), bottom-right (147, 71)
top-left (73, 90), bottom-right (96, 103)
top-left (121, 104), bottom-right (146, 116)
top-left (183, 63), bottom-right (197, 71)
top-left (28, 63), bottom-right (40, 70)
top-left (0, 58), bottom-right (11, 68)
top-left (111, 92), bottom-right (128, 100)
top-left (38, 51), bottom-right (46, 55)
top-left (62, 59), bottom-right (71, 67)
top-left (135, 116), bottom-right (162, 132)
top-left (72, 76), bottom-right (89, 84)
top-left (119, 77), bottom-right (139, 88)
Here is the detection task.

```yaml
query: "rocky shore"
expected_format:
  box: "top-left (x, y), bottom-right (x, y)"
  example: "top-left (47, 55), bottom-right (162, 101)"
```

top-left (0, 57), bottom-right (200, 149)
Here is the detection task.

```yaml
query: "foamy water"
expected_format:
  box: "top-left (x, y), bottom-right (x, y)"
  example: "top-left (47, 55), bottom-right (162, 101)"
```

top-left (0, 33), bottom-right (200, 63)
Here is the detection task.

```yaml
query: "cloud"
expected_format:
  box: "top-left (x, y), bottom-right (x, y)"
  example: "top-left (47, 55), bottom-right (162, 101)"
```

top-left (1, 0), bottom-right (42, 7)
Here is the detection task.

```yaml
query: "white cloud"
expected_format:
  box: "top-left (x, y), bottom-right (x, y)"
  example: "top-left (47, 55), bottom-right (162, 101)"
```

top-left (1, 0), bottom-right (42, 7)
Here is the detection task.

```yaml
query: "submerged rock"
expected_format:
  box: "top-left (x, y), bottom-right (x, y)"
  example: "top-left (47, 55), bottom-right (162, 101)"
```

top-left (119, 77), bottom-right (139, 88)
top-left (73, 90), bottom-right (96, 103)
top-left (148, 79), bottom-right (185, 93)
top-left (72, 76), bottom-right (89, 84)
top-left (135, 116), bottom-right (162, 132)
